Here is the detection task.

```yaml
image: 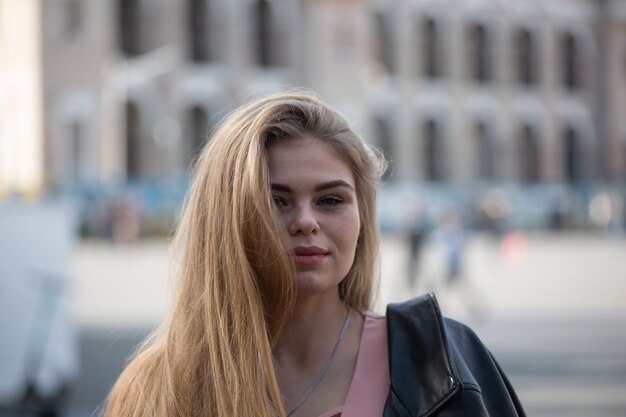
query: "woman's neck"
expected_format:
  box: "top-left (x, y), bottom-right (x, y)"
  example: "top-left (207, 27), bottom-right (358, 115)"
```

top-left (272, 287), bottom-right (365, 417)
top-left (274, 288), bottom-right (348, 366)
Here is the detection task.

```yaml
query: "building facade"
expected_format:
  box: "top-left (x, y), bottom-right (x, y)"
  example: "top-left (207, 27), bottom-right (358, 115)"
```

top-left (367, 0), bottom-right (626, 186)
top-left (2, 0), bottom-right (625, 201)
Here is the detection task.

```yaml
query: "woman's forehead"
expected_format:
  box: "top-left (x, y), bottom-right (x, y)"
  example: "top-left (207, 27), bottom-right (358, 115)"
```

top-left (267, 137), bottom-right (355, 187)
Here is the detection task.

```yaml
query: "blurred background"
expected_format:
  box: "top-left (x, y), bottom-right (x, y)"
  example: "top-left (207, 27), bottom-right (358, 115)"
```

top-left (1, 0), bottom-right (626, 416)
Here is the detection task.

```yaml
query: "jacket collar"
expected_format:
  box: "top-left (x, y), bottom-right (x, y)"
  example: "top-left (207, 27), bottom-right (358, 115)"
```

top-left (385, 293), bottom-right (461, 416)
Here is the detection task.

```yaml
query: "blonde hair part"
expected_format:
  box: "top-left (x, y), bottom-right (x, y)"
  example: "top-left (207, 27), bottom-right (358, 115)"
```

top-left (104, 90), bottom-right (386, 417)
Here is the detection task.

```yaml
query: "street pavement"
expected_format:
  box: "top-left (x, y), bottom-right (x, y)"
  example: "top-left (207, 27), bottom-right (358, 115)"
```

top-left (66, 232), bottom-right (626, 417)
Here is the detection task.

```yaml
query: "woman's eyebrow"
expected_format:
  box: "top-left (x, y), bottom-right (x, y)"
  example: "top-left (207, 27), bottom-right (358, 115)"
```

top-left (271, 183), bottom-right (291, 192)
top-left (270, 180), bottom-right (355, 193)
top-left (314, 180), bottom-right (355, 192)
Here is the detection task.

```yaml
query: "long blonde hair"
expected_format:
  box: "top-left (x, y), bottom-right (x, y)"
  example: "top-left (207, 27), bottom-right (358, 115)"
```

top-left (104, 90), bottom-right (386, 417)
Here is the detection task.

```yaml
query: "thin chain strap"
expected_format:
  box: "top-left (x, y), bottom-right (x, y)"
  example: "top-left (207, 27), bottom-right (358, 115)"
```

top-left (286, 307), bottom-right (351, 417)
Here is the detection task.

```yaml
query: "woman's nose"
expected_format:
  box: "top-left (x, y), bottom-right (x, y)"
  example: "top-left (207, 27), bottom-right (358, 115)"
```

top-left (288, 205), bottom-right (319, 235)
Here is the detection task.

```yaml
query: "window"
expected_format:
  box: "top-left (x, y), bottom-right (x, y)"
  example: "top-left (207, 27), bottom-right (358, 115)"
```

top-left (516, 28), bottom-right (537, 86)
top-left (189, 106), bottom-right (209, 162)
top-left (64, 0), bottom-right (83, 38)
top-left (564, 125), bottom-right (581, 184)
top-left (468, 23), bottom-right (491, 83)
top-left (118, 0), bottom-right (142, 56)
top-left (188, 0), bottom-right (211, 62)
top-left (373, 115), bottom-right (394, 181)
top-left (622, 141), bottom-right (626, 180)
top-left (519, 124), bottom-right (540, 183)
top-left (424, 119), bottom-right (444, 181)
top-left (374, 11), bottom-right (395, 74)
top-left (475, 122), bottom-right (494, 180)
top-left (254, 0), bottom-right (272, 67)
top-left (125, 102), bottom-right (141, 179)
top-left (422, 17), bottom-right (443, 79)
top-left (562, 32), bottom-right (580, 90)
top-left (68, 119), bottom-right (83, 183)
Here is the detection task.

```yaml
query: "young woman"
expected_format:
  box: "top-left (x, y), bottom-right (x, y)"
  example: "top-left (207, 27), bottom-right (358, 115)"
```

top-left (104, 91), bottom-right (525, 417)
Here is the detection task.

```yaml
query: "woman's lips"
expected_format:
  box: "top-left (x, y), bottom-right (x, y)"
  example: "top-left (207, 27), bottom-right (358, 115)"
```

top-left (293, 246), bottom-right (328, 266)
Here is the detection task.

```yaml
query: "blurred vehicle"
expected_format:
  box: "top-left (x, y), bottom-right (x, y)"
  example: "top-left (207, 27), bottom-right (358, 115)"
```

top-left (0, 199), bottom-right (78, 417)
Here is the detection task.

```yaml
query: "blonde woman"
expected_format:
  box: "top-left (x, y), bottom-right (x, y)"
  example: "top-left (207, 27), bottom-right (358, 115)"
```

top-left (105, 91), bottom-right (525, 417)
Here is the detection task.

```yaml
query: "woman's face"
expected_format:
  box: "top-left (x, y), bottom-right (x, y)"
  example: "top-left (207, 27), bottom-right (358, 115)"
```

top-left (267, 136), bottom-right (361, 298)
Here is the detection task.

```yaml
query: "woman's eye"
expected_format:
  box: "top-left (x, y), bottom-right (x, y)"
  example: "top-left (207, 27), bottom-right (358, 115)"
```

top-left (318, 195), bottom-right (343, 206)
top-left (272, 196), bottom-right (288, 209)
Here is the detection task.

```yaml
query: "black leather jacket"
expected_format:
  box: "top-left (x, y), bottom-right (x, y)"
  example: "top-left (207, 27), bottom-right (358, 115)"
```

top-left (383, 293), bottom-right (526, 417)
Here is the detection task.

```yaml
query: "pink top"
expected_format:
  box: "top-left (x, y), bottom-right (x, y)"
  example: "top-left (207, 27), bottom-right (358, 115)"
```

top-left (316, 311), bottom-right (390, 417)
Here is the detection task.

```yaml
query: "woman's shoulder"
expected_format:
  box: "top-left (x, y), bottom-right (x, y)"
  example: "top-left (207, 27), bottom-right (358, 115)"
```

top-left (384, 292), bottom-right (525, 416)
top-left (385, 292), bottom-right (495, 373)
top-left (104, 344), bottom-right (164, 417)
top-left (112, 348), bottom-right (153, 387)
top-left (360, 310), bottom-right (385, 320)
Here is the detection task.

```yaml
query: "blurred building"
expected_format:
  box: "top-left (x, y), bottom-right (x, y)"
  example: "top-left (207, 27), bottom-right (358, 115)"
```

top-left (369, 0), bottom-right (626, 186)
top-left (1, 0), bottom-right (625, 197)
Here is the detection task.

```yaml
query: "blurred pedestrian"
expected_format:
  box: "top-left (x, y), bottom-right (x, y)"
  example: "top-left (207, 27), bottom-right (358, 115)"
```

top-left (104, 91), bottom-right (525, 417)
top-left (589, 190), bottom-right (625, 236)
top-left (111, 191), bottom-right (143, 243)
top-left (439, 209), bottom-right (466, 286)
top-left (405, 210), bottom-right (431, 289)
top-left (479, 188), bottom-right (511, 239)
